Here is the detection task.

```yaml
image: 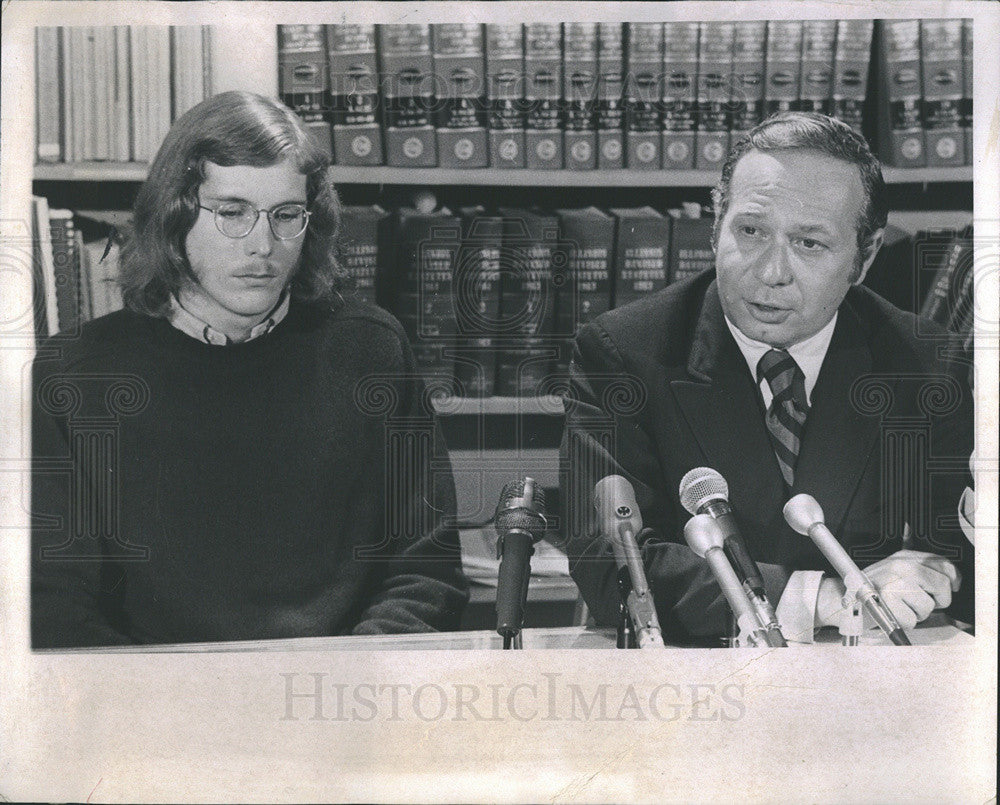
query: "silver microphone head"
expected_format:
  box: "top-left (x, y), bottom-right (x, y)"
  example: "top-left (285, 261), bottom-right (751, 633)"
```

top-left (782, 493), bottom-right (825, 536)
top-left (683, 513), bottom-right (725, 558)
top-left (495, 477), bottom-right (547, 543)
top-left (678, 467), bottom-right (729, 515)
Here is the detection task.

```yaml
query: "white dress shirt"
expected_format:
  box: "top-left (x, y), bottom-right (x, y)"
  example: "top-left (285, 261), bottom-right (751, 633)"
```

top-left (169, 291), bottom-right (290, 345)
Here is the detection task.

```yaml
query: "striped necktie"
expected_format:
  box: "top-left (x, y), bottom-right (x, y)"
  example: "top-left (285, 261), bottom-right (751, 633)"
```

top-left (757, 349), bottom-right (809, 487)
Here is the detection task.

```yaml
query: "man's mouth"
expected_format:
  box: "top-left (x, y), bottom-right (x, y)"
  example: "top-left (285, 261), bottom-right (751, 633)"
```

top-left (747, 301), bottom-right (791, 321)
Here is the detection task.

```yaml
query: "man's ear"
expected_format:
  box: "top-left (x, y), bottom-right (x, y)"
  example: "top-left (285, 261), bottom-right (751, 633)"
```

top-left (853, 227), bottom-right (885, 285)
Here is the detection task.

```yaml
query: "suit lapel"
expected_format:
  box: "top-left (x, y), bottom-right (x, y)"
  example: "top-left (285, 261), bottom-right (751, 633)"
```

top-left (668, 284), bottom-right (788, 533)
top-left (793, 300), bottom-right (881, 536)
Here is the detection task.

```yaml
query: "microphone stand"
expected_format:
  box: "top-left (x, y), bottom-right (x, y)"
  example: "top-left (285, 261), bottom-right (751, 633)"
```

top-left (615, 566), bottom-right (637, 649)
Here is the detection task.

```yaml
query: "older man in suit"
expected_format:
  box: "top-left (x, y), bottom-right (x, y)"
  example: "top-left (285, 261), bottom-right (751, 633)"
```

top-left (561, 112), bottom-right (973, 643)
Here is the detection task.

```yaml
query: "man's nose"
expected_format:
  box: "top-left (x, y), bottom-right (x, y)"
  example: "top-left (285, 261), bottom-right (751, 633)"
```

top-left (244, 213), bottom-right (275, 256)
top-left (754, 241), bottom-right (793, 286)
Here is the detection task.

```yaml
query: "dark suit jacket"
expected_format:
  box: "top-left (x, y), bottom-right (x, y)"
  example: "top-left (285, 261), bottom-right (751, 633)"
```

top-left (560, 271), bottom-right (974, 641)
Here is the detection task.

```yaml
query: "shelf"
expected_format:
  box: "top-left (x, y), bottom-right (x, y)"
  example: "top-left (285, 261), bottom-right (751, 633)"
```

top-left (431, 396), bottom-right (564, 416)
top-left (33, 162), bottom-right (974, 187)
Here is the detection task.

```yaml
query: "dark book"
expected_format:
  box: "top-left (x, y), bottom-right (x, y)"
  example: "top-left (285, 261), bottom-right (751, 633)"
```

top-left (326, 24), bottom-right (384, 165)
top-left (378, 24), bottom-right (437, 167)
top-left (764, 21), bottom-right (803, 118)
top-left (553, 207), bottom-right (614, 344)
top-left (961, 19), bottom-right (972, 164)
top-left (432, 24), bottom-right (488, 168)
top-left (624, 23), bottom-right (662, 170)
top-left (495, 208), bottom-right (559, 395)
top-left (49, 208), bottom-right (81, 336)
top-left (485, 24), bottom-right (525, 168)
top-left (454, 206), bottom-right (504, 397)
top-left (596, 23), bottom-right (625, 169)
top-left (661, 22), bottom-right (698, 170)
top-left (694, 22), bottom-right (734, 171)
top-left (277, 25), bottom-right (333, 158)
top-left (524, 23), bottom-right (563, 170)
top-left (730, 21), bottom-right (767, 139)
top-left (393, 207), bottom-right (461, 378)
top-left (831, 20), bottom-right (874, 133)
top-left (563, 22), bottom-right (598, 170)
top-left (799, 20), bottom-right (836, 116)
top-left (668, 212), bottom-right (714, 284)
top-left (921, 19), bottom-right (965, 167)
top-left (338, 204), bottom-right (391, 307)
top-left (609, 207), bottom-right (670, 308)
top-left (876, 20), bottom-right (926, 167)
top-left (919, 225), bottom-right (974, 329)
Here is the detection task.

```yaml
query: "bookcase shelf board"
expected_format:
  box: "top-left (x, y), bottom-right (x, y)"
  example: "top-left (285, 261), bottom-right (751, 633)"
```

top-left (33, 163), bottom-right (974, 187)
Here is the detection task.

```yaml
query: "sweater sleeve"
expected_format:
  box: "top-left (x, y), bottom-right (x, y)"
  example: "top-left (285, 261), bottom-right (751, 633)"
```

top-left (350, 333), bottom-right (469, 635)
top-left (30, 353), bottom-right (134, 648)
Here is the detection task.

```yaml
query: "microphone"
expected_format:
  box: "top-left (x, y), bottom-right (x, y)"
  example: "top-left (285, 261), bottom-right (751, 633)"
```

top-left (684, 514), bottom-right (769, 647)
top-left (494, 477), bottom-right (547, 646)
top-left (593, 475), bottom-right (665, 648)
top-left (679, 468), bottom-right (787, 647)
top-left (783, 494), bottom-right (911, 646)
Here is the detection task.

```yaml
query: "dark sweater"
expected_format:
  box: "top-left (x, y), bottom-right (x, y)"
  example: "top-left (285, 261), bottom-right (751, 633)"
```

top-left (31, 300), bottom-right (469, 647)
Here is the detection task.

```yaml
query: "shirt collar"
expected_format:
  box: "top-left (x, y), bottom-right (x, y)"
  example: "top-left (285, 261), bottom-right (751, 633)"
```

top-left (169, 291), bottom-right (290, 346)
top-left (724, 312), bottom-right (838, 406)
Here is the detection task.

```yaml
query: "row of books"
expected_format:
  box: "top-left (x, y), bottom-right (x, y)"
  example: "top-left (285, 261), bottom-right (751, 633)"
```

top-left (278, 20), bottom-right (973, 172)
top-left (35, 26), bottom-right (211, 163)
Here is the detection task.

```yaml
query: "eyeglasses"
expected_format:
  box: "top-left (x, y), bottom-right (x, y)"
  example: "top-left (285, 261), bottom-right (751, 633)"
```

top-left (199, 201), bottom-right (311, 240)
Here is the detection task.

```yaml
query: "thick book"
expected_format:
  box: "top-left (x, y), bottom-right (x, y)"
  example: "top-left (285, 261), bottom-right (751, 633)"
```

top-left (485, 24), bottom-right (525, 168)
top-left (32, 196), bottom-right (58, 337)
top-left (764, 21), bottom-right (803, 118)
top-left (596, 23), bottom-right (624, 168)
top-left (35, 27), bottom-right (62, 162)
top-left (69, 28), bottom-right (92, 161)
top-left (496, 208), bottom-right (558, 396)
top-left (831, 20), bottom-right (874, 133)
top-left (694, 22), bottom-right (734, 171)
top-left (609, 207), bottom-right (670, 309)
top-left (432, 24), bottom-right (488, 168)
top-left (563, 23), bottom-right (598, 170)
top-left (876, 20), bottom-right (926, 167)
top-left (49, 208), bottom-right (81, 336)
top-left (172, 26), bottom-right (208, 120)
top-left (961, 19), bottom-right (972, 164)
top-left (523, 23), bottom-right (563, 170)
top-left (58, 28), bottom-right (75, 162)
top-left (92, 27), bottom-right (113, 161)
top-left (128, 27), bottom-right (147, 161)
top-left (668, 211), bottom-right (715, 284)
top-left (553, 207), bottom-right (614, 341)
top-left (624, 23), bottom-right (662, 170)
top-left (919, 225), bottom-right (973, 332)
top-left (661, 22), bottom-right (698, 170)
top-left (393, 207), bottom-right (460, 377)
top-left (149, 28), bottom-right (173, 159)
top-left (730, 21), bottom-right (767, 138)
top-left (454, 206), bottom-right (504, 397)
top-left (799, 20), bottom-right (836, 116)
top-left (113, 26), bottom-right (132, 162)
top-left (378, 24), bottom-right (437, 167)
top-left (921, 19), bottom-right (965, 168)
top-left (326, 24), bottom-right (383, 165)
top-left (338, 204), bottom-right (391, 308)
top-left (277, 25), bottom-right (333, 158)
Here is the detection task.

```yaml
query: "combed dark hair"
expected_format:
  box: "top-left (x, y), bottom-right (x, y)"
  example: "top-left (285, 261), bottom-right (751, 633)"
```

top-left (120, 91), bottom-right (344, 316)
top-left (711, 111), bottom-right (888, 278)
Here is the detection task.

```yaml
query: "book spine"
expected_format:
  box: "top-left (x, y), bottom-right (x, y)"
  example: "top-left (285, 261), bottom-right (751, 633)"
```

top-left (58, 28), bottom-right (74, 163)
top-left (694, 22), bottom-right (734, 171)
top-left (432, 24), bottom-right (488, 168)
top-left (74, 228), bottom-right (92, 324)
top-left (764, 21), bottom-right (803, 118)
top-left (961, 19), bottom-right (972, 164)
top-left (596, 23), bottom-right (624, 168)
top-left (32, 196), bottom-right (58, 336)
top-left (113, 27), bottom-right (131, 161)
top-left (71, 28), bottom-right (93, 161)
top-left (485, 24), bottom-right (525, 168)
top-left (455, 207), bottom-right (502, 396)
top-left (129, 27), bottom-right (148, 162)
top-left (339, 205), bottom-right (389, 307)
top-left (172, 26), bottom-right (206, 120)
top-left (524, 23), bottom-right (563, 170)
top-left (35, 28), bottom-right (62, 162)
top-left (799, 20), bottom-right (836, 116)
top-left (921, 19), bottom-right (965, 167)
top-left (831, 20), bottom-right (874, 133)
top-left (151, 28), bottom-right (173, 158)
top-left (92, 27), bottom-right (113, 161)
top-left (876, 19), bottom-right (925, 167)
top-left (378, 24), bottom-right (437, 167)
top-left (277, 25), bottom-right (333, 158)
top-left (49, 208), bottom-right (80, 335)
top-left (610, 208), bottom-right (670, 308)
top-left (669, 215), bottom-right (714, 283)
top-left (562, 23), bottom-right (598, 170)
top-left (661, 22), bottom-right (698, 170)
top-left (554, 208), bottom-right (614, 339)
top-left (730, 21), bottom-right (766, 138)
top-left (625, 23), bottom-right (662, 170)
top-left (326, 24), bottom-right (384, 165)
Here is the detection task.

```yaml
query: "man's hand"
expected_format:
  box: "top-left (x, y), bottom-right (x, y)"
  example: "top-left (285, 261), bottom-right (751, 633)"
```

top-left (816, 550), bottom-right (961, 631)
